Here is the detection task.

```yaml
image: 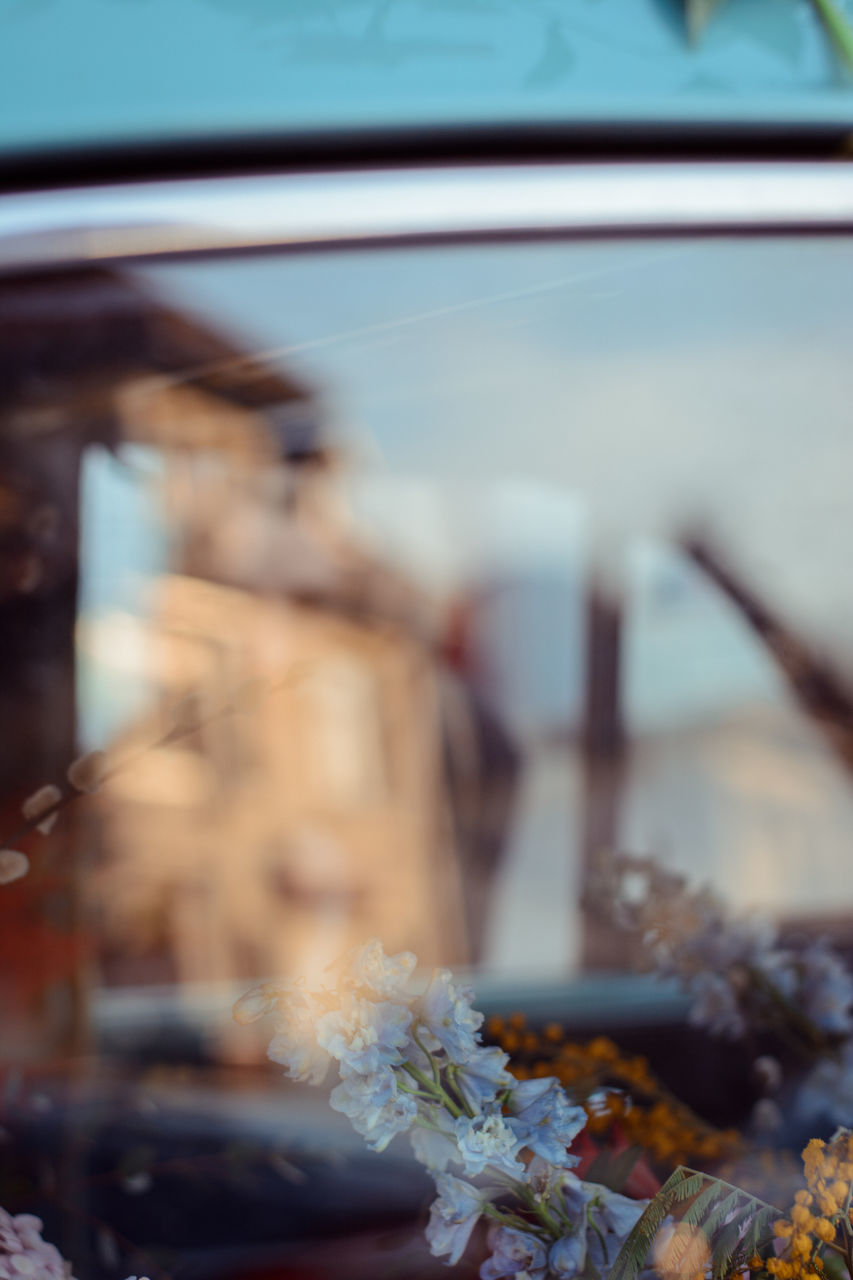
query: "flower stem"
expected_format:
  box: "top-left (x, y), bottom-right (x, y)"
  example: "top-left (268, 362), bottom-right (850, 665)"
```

top-left (514, 1181), bottom-right (563, 1239)
top-left (482, 1203), bottom-right (541, 1235)
top-left (402, 1061), bottom-right (464, 1119)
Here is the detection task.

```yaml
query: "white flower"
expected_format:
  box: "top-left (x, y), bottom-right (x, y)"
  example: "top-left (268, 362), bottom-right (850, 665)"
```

top-left (549, 1230), bottom-right (587, 1278)
top-left (506, 1077), bottom-right (586, 1164)
top-left (797, 1045), bottom-right (853, 1125)
top-left (416, 969), bottom-right (483, 1061)
top-left (481, 1225), bottom-right (547, 1280)
top-left (316, 994), bottom-right (412, 1077)
top-left (687, 972), bottom-right (745, 1038)
top-left (266, 986), bottom-right (331, 1085)
top-left (410, 1109), bottom-right (458, 1171)
top-left (798, 940), bottom-right (853, 1035)
top-left (342, 939), bottom-right (417, 999)
top-left (456, 1046), bottom-right (513, 1114)
top-left (426, 1173), bottom-right (494, 1264)
top-left (0, 1209), bottom-right (76, 1279)
top-left (0, 851), bottom-right (29, 886)
top-left (453, 1110), bottom-right (526, 1178)
top-left (555, 1178), bottom-right (646, 1280)
top-left (330, 1072), bottom-right (417, 1151)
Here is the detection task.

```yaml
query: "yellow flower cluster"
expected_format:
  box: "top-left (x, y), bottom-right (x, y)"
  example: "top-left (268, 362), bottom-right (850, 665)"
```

top-left (765, 1131), bottom-right (853, 1280)
top-left (487, 1017), bottom-right (741, 1171)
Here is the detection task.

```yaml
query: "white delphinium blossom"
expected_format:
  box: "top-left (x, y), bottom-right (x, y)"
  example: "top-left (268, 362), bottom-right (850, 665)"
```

top-left (0, 1208), bottom-right (77, 1278)
top-left (549, 1228), bottom-right (587, 1277)
top-left (506, 1077), bottom-right (587, 1165)
top-left (0, 850), bottom-right (29, 885)
top-left (235, 940), bottom-right (652, 1280)
top-left (316, 994), bottom-right (412, 1077)
top-left (480, 1224), bottom-right (548, 1280)
top-left (265, 984), bottom-right (332, 1085)
top-left (604, 851), bottom-right (853, 1076)
top-left (416, 969), bottom-right (483, 1061)
top-left (21, 784), bottom-right (62, 834)
top-left (455, 1045), bottom-right (513, 1115)
top-left (330, 1071), bottom-right (417, 1151)
top-left (426, 1173), bottom-right (497, 1265)
top-left (409, 1105), bottom-right (459, 1171)
top-left (550, 1176), bottom-right (645, 1280)
top-left (797, 1043), bottom-right (853, 1125)
top-left (453, 1109), bottom-right (527, 1178)
top-left (798, 940), bottom-right (853, 1035)
top-left (687, 972), bottom-right (747, 1038)
top-left (341, 938), bottom-right (417, 999)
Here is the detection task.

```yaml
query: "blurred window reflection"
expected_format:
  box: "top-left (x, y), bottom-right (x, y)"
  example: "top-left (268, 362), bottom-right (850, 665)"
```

top-left (2, 236), bottom-right (853, 1277)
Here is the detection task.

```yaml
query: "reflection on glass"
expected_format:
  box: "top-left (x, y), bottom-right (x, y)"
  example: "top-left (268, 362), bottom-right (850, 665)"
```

top-left (1, 241), bottom-right (853, 1278)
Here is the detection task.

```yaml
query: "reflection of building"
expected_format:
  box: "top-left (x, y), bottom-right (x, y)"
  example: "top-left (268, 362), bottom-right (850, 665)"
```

top-left (97, 571), bottom-right (468, 992)
top-left (69, 270), bottom-right (478, 1002)
top-left (1, 267), bottom-right (500, 1056)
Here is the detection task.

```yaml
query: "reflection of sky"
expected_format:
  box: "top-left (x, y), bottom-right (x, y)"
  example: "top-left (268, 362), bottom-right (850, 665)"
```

top-left (69, 235), bottom-right (853, 943)
top-left (77, 446), bottom-right (170, 749)
top-left (144, 238), bottom-right (853, 678)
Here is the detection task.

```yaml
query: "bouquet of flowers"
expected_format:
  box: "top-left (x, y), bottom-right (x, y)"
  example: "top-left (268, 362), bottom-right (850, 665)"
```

top-left (234, 938), bottom-right (647, 1280)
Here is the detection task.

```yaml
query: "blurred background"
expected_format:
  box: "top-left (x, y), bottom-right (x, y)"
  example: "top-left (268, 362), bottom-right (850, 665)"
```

top-left (2, 231), bottom-right (853, 1276)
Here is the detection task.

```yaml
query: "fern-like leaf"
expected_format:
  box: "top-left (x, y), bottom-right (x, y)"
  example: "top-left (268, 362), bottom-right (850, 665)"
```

top-left (609, 1168), bottom-right (782, 1280)
top-left (682, 1181), bottom-right (726, 1228)
top-left (672, 1173), bottom-right (707, 1203)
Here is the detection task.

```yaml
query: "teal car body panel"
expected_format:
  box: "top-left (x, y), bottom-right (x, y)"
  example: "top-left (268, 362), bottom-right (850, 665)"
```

top-left (1, 0), bottom-right (853, 159)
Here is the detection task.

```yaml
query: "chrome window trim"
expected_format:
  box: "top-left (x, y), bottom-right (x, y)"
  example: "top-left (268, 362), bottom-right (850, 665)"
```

top-left (2, 162), bottom-right (853, 271)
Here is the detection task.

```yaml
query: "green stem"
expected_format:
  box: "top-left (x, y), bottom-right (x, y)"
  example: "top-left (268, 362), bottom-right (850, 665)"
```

top-left (397, 1080), bottom-right (437, 1101)
top-left (811, 0), bottom-right (853, 70)
top-left (482, 1203), bottom-right (542, 1235)
top-left (445, 1062), bottom-right (476, 1119)
top-left (402, 1061), bottom-right (464, 1119)
top-left (412, 1025), bottom-right (441, 1088)
top-left (515, 1181), bottom-right (563, 1239)
top-left (587, 1206), bottom-right (609, 1264)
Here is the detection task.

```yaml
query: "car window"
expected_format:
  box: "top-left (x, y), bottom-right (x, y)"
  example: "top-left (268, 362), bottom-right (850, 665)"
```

top-left (3, 227), bottom-right (853, 1278)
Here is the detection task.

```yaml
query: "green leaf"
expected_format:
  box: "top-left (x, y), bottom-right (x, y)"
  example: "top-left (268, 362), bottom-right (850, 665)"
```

top-left (672, 1173), bottom-right (707, 1202)
top-left (711, 1216), bottom-right (749, 1278)
top-left (609, 1167), bottom-right (782, 1280)
top-left (682, 1180), bottom-right (727, 1228)
top-left (609, 1168), bottom-right (690, 1280)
